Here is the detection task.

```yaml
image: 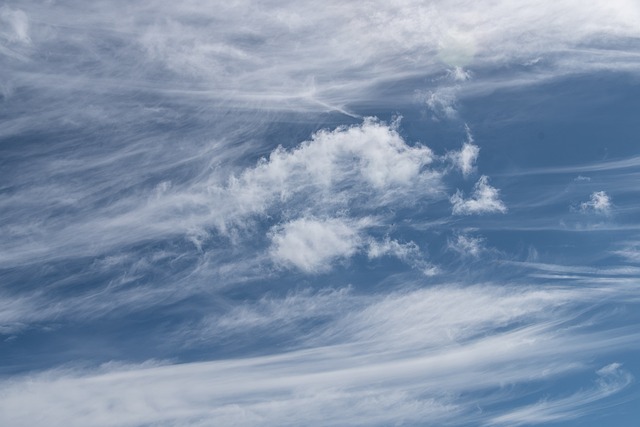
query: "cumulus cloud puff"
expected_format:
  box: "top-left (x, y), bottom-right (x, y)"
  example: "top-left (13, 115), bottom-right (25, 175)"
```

top-left (269, 217), bottom-right (367, 273)
top-left (580, 191), bottom-right (612, 214)
top-left (451, 176), bottom-right (507, 215)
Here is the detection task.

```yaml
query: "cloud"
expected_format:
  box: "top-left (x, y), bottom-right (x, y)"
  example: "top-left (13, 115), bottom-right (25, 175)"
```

top-left (268, 219), bottom-right (430, 274)
top-left (2, 2), bottom-right (640, 426)
top-left (0, 6), bottom-right (30, 44)
top-left (221, 118), bottom-right (438, 225)
top-left (269, 217), bottom-right (367, 273)
top-left (448, 233), bottom-right (485, 257)
top-left (5, 0), bottom-right (639, 115)
top-left (580, 191), bottom-right (612, 214)
top-left (488, 363), bottom-right (633, 426)
top-left (366, 237), bottom-right (421, 261)
top-left (424, 86), bottom-right (460, 119)
top-left (455, 142), bottom-right (480, 177)
top-left (366, 236), bottom-right (436, 275)
top-left (1, 284), bottom-right (638, 427)
top-left (451, 176), bottom-right (507, 215)
top-left (0, 118), bottom-right (442, 269)
top-left (447, 126), bottom-right (480, 177)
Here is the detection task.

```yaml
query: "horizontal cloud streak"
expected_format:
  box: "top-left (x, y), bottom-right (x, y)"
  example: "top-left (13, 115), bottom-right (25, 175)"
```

top-left (1, 284), bottom-right (638, 426)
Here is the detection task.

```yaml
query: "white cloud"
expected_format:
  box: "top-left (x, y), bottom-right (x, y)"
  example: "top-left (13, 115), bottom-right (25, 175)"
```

top-left (1, 284), bottom-right (638, 427)
top-left (3, 0), bottom-right (640, 115)
top-left (488, 363), bottom-right (633, 426)
top-left (269, 217), bottom-right (367, 273)
top-left (449, 141), bottom-right (480, 177)
top-left (451, 176), bottom-right (507, 215)
top-left (447, 125), bottom-right (479, 176)
top-left (448, 233), bottom-right (485, 257)
top-left (612, 241), bottom-right (640, 263)
top-left (366, 237), bottom-right (435, 274)
top-left (0, 119), bottom-right (443, 269)
top-left (423, 86), bottom-right (460, 119)
top-left (130, 0), bottom-right (640, 108)
top-left (268, 218), bottom-right (430, 274)
top-left (580, 191), bottom-right (612, 214)
top-left (457, 143), bottom-right (480, 176)
top-left (180, 287), bottom-right (357, 346)
top-left (367, 237), bottom-right (420, 261)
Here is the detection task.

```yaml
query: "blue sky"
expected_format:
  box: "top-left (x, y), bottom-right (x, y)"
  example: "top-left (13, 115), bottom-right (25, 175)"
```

top-left (1, 1), bottom-right (640, 425)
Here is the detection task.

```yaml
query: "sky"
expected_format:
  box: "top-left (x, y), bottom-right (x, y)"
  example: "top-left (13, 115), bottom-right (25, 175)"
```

top-left (1, 1), bottom-right (640, 426)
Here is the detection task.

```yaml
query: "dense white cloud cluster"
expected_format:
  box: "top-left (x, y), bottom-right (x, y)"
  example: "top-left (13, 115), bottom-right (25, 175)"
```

top-left (268, 217), bottom-right (366, 273)
top-left (219, 118), bottom-right (438, 224)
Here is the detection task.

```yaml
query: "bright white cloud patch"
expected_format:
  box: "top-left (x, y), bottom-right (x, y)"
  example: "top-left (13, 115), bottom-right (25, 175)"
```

top-left (580, 191), bottom-right (612, 214)
top-left (451, 176), bottom-right (507, 215)
top-left (0, 118), bottom-right (442, 268)
top-left (269, 217), bottom-right (366, 273)
top-left (213, 118), bottom-right (439, 231)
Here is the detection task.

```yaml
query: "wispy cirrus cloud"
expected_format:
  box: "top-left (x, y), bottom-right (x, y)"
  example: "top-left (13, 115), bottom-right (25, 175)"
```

top-left (1, 283), bottom-right (638, 427)
top-left (488, 363), bottom-right (633, 426)
top-left (4, 0), bottom-right (640, 113)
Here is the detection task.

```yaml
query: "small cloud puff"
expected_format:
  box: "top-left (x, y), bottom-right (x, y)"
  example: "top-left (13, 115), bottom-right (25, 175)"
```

top-left (580, 191), bottom-right (611, 215)
top-left (366, 236), bottom-right (435, 275)
top-left (222, 118), bottom-right (438, 226)
top-left (424, 87), bottom-right (459, 119)
top-left (451, 176), bottom-right (507, 215)
top-left (449, 142), bottom-right (479, 177)
top-left (367, 237), bottom-right (420, 261)
top-left (269, 217), bottom-right (367, 273)
top-left (448, 233), bottom-right (484, 257)
top-left (269, 217), bottom-right (430, 274)
top-left (448, 125), bottom-right (479, 177)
